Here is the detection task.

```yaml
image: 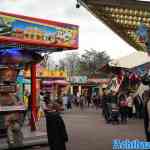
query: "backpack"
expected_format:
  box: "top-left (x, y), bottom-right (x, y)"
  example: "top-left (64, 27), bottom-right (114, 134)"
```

top-left (120, 100), bottom-right (128, 107)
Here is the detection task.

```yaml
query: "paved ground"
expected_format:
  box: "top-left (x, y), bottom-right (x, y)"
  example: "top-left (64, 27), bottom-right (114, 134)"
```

top-left (25, 107), bottom-right (145, 150)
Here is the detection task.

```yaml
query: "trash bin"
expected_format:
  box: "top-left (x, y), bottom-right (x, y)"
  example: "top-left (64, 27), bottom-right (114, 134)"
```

top-left (45, 111), bottom-right (68, 150)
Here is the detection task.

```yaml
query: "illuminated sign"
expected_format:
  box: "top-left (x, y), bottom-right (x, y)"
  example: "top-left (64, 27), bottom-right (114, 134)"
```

top-left (0, 11), bottom-right (79, 50)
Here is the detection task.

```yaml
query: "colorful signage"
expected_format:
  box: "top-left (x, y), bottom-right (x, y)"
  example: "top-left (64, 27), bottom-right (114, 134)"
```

top-left (107, 77), bottom-right (123, 93)
top-left (0, 11), bottom-right (79, 50)
top-left (136, 23), bottom-right (150, 53)
top-left (24, 68), bottom-right (67, 78)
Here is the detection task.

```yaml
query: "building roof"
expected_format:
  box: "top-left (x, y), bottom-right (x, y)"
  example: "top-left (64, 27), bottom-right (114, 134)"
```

top-left (109, 51), bottom-right (150, 69)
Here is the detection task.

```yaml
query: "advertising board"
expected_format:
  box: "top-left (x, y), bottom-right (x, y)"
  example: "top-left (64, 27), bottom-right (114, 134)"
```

top-left (0, 11), bottom-right (79, 50)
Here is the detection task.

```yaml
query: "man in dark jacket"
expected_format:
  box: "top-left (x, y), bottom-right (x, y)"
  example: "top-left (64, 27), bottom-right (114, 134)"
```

top-left (45, 111), bottom-right (68, 150)
top-left (143, 90), bottom-right (150, 141)
top-left (134, 95), bottom-right (143, 119)
top-left (102, 90), bottom-right (111, 123)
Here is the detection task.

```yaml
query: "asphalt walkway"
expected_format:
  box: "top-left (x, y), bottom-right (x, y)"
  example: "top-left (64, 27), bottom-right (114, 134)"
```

top-left (24, 107), bottom-right (145, 150)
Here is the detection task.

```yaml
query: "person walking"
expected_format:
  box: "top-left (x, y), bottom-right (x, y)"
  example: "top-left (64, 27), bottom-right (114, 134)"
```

top-left (127, 93), bottom-right (133, 118)
top-left (110, 91), bottom-right (118, 104)
top-left (109, 91), bottom-right (120, 124)
top-left (118, 94), bottom-right (128, 124)
top-left (38, 92), bottom-right (46, 119)
top-left (102, 89), bottom-right (111, 123)
top-left (45, 108), bottom-right (68, 150)
top-left (134, 95), bottom-right (143, 119)
top-left (62, 94), bottom-right (68, 112)
top-left (87, 95), bottom-right (91, 108)
top-left (76, 92), bottom-right (80, 107)
top-left (79, 95), bottom-right (85, 111)
top-left (143, 90), bottom-right (150, 141)
top-left (67, 94), bottom-right (73, 110)
top-left (92, 95), bottom-right (99, 110)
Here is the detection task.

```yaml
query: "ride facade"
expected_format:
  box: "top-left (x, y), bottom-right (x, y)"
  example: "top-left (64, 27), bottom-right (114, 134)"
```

top-left (0, 11), bottom-right (78, 148)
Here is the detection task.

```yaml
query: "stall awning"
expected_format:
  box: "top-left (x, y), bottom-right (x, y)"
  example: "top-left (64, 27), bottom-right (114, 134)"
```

top-left (87, 78), bottom-right (109, 84)
top-left (42, 80), bottom-right (69, 85)
top-left (109, 51), bottom-right (150, 69)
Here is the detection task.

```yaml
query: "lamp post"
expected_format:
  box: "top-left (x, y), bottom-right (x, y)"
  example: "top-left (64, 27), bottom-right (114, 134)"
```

top-left (76, 0), bottom-right (80, 8)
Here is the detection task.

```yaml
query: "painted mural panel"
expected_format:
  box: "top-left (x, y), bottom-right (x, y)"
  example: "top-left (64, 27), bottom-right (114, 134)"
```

top-left (0, 11), bottom-right (79, 49)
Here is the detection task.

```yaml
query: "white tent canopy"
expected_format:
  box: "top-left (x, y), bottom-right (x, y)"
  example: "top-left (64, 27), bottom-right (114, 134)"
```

top-left (109, 51), bottom-right (150, 69)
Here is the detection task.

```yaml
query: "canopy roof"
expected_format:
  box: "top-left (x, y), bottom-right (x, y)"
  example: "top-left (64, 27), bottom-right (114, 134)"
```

top-left (79, 0), bottom-right (150, 52)
top-left (109, 51), bottom-right (150, 69)
top-left (0, 48), bottom-right (42, 64)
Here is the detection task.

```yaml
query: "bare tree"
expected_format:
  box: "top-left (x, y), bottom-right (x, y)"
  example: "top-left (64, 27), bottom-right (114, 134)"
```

top-left (79, 49), bottom-right (110, 77)
top-left (58, 52), bottom-right (80, 76)
top-left (58, 49), bottom-right (110, 78)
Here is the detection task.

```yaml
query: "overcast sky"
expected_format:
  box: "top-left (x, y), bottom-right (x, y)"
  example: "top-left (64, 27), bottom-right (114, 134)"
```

top-left (0, 0), bottom-right (136, 59)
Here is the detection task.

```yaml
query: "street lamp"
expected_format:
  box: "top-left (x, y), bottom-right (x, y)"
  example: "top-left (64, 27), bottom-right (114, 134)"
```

top-left (76, 0), bottom-right (80, 8)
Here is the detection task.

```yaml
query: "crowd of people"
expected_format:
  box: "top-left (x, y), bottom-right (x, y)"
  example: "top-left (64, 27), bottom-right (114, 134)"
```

top-left (61, 93), bottom-right (101, 112)
top-left (23, 88), bottom-right (150, 144)
top-left (23, 89), bottom-right (145, 126)
top-left (101, 89), bottom-right (144, 125)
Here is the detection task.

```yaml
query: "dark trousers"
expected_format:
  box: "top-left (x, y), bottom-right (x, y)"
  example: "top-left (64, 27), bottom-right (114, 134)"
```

top-left (120, 110), bottom-right (127, 124)
top-left (87, 101), bottom-right (91, 107)
top-left (104, 106), bottom-right (110, 122)
top-left (145, 130), bottom-right (150, 141)
top-left (136, 107), bottom-right (143, 118)
top-left (49, 141), bottom-right (66, 150)
top-left (128, 107), bottom-right (133, 118)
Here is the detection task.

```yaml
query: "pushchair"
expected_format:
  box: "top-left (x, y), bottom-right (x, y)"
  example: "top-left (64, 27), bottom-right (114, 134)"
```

top-left (109, 103), bottom-right (119, 124)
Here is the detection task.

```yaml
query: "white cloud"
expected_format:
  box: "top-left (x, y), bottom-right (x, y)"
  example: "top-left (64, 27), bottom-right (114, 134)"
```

top-left (0, 0), bottom-right (136, 59)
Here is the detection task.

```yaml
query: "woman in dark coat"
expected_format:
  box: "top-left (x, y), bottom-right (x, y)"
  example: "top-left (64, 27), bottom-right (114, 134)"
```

top-left (45, 111), bottom-right (68, 150)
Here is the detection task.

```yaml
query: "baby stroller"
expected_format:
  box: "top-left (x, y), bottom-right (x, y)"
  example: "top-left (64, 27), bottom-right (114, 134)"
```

top-left (109, 103), bottom-right (119, 124)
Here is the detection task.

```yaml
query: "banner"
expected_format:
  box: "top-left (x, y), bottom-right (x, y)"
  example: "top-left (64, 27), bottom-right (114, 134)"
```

top-left (107, 77), bottom-right (122, 93)
top-left (0, 11), bottom-right (79, 50)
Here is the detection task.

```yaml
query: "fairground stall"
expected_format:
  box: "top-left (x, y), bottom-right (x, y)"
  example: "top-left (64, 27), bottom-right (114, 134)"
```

top-left (69, 76), bottom-right (109, 98)
top-left (77, 0), bottom-right (150, 100)
top-left (0, 11), bottom-right (78, 148)
top-left (24, 64), bottom-right (69, 101)
top-left (102, 51), bottom-right (150, 96)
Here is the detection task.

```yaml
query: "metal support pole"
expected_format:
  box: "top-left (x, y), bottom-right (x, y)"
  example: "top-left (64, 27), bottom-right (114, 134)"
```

top-left (30, 64), bottom-right (37, 131)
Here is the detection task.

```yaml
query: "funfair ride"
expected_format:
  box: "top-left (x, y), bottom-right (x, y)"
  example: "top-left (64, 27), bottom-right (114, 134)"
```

top-left (0, 11), bottom-right (78, 148)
